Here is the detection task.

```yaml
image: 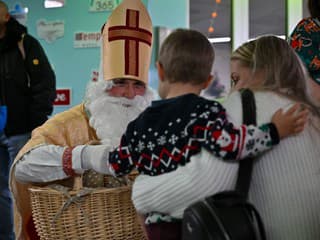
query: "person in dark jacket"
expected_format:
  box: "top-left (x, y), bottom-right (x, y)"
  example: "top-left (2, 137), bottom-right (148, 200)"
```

top-left (0, 1), bottom-right (56, 239)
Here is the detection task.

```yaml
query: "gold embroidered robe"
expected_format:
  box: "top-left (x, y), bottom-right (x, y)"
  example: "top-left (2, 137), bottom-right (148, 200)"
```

top-left (10, 103), bottom-right (98, 240)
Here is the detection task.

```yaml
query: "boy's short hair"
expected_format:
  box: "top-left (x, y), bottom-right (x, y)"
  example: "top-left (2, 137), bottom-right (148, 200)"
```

top-left (158, 28), bottom-right (215, 85)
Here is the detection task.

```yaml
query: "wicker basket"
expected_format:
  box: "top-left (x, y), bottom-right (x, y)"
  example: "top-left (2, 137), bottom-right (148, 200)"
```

top-left (29, 175), bottom-right (146, 240)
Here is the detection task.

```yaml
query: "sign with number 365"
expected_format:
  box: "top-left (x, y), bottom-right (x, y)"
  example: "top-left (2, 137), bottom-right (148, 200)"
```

top-left (89, 0), bottom-right (121, 12)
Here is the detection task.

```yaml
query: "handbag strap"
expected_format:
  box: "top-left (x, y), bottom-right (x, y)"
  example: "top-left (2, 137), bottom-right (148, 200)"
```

top-left (235, 88), bottom-right (257, 198)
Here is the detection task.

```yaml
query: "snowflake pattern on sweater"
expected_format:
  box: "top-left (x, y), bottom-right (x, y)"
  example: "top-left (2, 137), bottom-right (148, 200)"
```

top-left (109, 94), bottom-right (278, 177)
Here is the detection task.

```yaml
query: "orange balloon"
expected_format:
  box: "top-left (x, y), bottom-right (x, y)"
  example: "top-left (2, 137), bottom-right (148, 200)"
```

top-left (211, 12), bottom-right (217, 18)
top-left (208, 26), bottom-right (214, 33)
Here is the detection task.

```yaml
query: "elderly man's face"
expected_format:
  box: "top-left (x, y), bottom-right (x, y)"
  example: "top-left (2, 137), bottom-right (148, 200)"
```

top-left (107, 79), bottom-right (146, 99)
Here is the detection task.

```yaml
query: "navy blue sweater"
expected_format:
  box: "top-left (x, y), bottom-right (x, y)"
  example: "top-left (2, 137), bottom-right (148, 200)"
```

top-left (109, 94), bottom-right (279, 176)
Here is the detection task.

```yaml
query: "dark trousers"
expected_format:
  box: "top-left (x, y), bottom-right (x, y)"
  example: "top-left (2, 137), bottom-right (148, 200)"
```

top-left (145, 221), bottom-right (182, 240)
top-left (0, 132), bottom-right (30, 240)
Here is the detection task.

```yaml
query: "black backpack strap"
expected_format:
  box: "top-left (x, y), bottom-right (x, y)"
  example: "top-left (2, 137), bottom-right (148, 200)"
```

top-left (235, 88), bottom-right (257, 198)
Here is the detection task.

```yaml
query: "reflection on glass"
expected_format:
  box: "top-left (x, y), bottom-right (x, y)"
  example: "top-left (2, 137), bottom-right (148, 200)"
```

top-left (190, 0), bottom-right (231, 38)
top-left (190, 0), bottom-right (231, 100)
top-left (202, 42), bottom-right (231, 100)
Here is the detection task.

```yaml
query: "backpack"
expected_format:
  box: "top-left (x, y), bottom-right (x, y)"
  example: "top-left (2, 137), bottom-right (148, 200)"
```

top-left (182, 89), bottom-right (266, 240)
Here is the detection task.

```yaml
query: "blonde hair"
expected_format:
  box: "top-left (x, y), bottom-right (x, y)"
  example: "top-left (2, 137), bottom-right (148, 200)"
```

top-left (231, 35), bottom-right (320, 119)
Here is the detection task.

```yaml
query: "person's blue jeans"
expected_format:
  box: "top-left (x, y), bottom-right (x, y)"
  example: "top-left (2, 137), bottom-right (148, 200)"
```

top-left (0, 132), bottom-right (31, 240)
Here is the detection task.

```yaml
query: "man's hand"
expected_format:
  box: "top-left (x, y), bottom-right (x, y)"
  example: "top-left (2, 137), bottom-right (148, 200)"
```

top-left (271, 103), bottom-right (309, 139)
top-left (80, 144), bottom-right (113, 175)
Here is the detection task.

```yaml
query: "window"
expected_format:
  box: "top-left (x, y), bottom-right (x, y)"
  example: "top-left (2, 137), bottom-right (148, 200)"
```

top-left (190, 0), bottom-right (232, 97)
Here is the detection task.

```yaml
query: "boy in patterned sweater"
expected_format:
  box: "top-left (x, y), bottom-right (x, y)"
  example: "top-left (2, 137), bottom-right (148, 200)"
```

top-left (83, 29), bottom-right (307, 238)
top-left (107, 29), bottom-right (306, 177)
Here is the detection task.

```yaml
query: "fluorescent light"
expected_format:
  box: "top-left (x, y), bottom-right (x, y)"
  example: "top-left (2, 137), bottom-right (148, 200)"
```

top-left (208, 35), bottom-right (286, 44)
top-left (208, 37), bottom-right (231, 43)
top-left (44, 0), bottom-right (64, 8)
top-left (249, 35), bottom-right (286, 41)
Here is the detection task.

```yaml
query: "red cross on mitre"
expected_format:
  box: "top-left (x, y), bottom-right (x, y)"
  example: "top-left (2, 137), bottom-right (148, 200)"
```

top-left (108, 9), bottom-right (152, 77)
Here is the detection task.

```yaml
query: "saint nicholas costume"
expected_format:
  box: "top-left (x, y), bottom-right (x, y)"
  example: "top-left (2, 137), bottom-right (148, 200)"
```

top-left (9, 0), bottom-right (153, 239)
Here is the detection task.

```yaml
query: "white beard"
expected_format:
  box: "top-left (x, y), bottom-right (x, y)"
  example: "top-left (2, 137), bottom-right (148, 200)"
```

top-left (84, 80), bottom-right (155, 146)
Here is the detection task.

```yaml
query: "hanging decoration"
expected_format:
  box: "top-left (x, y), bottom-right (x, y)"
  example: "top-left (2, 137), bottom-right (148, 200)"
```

top-left (207, 0), bottom-right (222, 36)
top-left (10, 4), bottom-right (28, 26)
top-left (37, 19), bottom-right (64, 43)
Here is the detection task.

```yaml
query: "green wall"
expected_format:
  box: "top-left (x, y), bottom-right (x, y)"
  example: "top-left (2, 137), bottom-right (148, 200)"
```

top-left (3, 0), bottom-right (188, 114)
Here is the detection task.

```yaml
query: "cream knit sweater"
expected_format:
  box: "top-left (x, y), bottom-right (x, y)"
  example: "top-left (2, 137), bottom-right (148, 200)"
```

top-left (132, 91), bottom-right (320, 240)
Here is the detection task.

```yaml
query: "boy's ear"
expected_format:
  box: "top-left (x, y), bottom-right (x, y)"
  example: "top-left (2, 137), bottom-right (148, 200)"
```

top-left (4, 13), bottom-right (10, 22)
top-left (156, 61), bottom-right (165, 82)
top-left (204, 74), bottom-right (213, 89)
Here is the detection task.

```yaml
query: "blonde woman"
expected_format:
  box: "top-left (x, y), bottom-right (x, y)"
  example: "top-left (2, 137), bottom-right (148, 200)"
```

top-left (133, 35), bottom-right (320, 240)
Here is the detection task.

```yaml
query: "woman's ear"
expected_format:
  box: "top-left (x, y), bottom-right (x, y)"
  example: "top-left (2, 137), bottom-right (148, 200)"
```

top-left (156, 61), bottom-right (165, 82)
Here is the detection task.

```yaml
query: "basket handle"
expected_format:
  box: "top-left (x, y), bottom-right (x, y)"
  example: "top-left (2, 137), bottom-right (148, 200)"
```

top-left (73, 175), bottom-right (83, 191)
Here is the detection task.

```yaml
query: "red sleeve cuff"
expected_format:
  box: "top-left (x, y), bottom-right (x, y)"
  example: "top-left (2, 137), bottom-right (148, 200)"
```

top-left (62, 147), bottom-right (77, 177)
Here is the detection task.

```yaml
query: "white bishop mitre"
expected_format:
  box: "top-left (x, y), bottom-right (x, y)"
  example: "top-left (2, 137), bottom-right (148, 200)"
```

top-left (102, 0), bottom-right (153, 85)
